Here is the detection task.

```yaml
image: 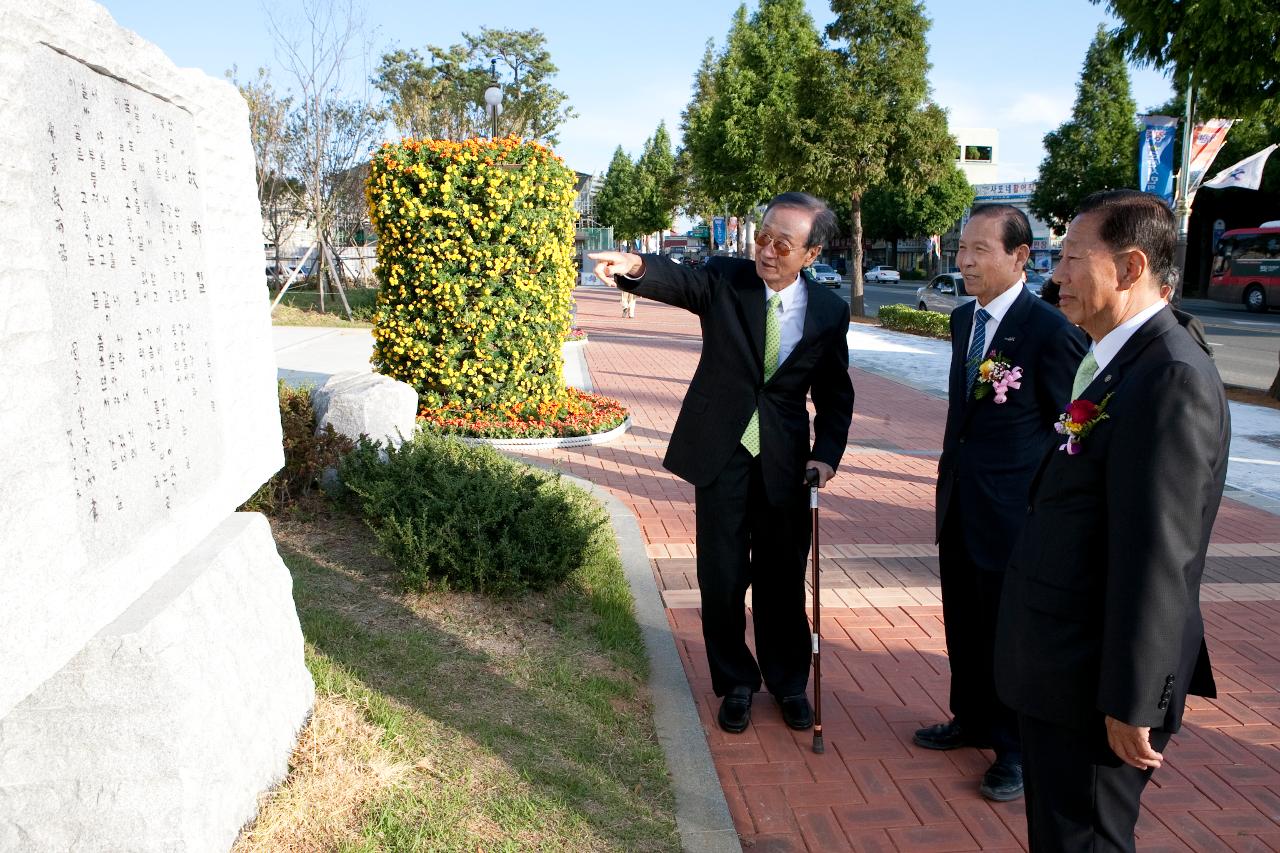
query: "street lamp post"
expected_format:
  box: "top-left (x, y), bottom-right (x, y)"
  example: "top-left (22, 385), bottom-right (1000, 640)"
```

top-left (483, 58), bottom-right (503, 140)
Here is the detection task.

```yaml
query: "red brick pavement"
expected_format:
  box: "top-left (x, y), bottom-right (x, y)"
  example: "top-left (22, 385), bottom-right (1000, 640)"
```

top-left (522, 288), bottom-right (1280, 851)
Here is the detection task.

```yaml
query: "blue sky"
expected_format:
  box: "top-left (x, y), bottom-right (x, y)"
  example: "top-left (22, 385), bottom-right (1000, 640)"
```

top-left (102, 0), bottom-right (1175, 183)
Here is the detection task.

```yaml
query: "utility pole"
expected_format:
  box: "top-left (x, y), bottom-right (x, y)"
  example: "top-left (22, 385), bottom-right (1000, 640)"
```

top-left (1172, 72), bottom-right (1195, 304)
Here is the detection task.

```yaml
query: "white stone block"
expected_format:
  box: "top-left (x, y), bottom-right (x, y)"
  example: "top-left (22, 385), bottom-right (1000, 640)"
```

top-left (0, 513), bottom-right (314, 853)
top-left (312, 370), bottom-right (419, 447)
top-left (0, 0), bottom-right (284, 718)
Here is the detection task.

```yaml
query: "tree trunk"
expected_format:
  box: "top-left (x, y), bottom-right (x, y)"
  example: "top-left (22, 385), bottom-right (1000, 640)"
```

top-left (745, 215), bottom-right (756, 260)
top-left (849, 193), bottom-right (865, 318)
top-left (1269, 350), bottom-right (1280, 401)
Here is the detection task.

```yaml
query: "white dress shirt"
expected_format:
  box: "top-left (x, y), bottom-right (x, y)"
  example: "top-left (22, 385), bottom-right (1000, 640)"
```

top-left (1090, 299), bottom-right (1168, 371)
top-left (768, 275), bottom-right (808, 365)
top-left (966, 280), bottom-right (1026, 356)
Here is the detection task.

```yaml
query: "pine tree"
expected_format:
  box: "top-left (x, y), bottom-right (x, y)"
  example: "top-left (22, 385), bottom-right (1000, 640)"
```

top-left (594, 146), bottom-right (642, 244)
top-left (634, 122), bottom-right (680, 244)
top-left (1030, 26), bottom-right (1138, 231)
top-left (680, 1), bottom-right (825, 229)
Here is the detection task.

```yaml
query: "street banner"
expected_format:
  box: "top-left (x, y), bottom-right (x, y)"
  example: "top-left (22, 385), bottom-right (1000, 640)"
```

top-left (1202, 144), bottom-right (1278, 191)
top-left (1187, 119), bottom-right (1236, 194)
top-left (1139, 115), bottom-right (1179, 205)
top-left (713, 216), bottom-right (726, 247)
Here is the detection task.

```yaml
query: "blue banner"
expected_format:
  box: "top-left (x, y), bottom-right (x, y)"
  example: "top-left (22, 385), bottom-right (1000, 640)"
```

top-left (713, 216), bottom-right (726, 247)
top-left (1139, 116), bottom-right (1179, 206)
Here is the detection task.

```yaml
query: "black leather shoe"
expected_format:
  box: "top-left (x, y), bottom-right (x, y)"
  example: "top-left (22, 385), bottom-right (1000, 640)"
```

top-left (912, 719), bottom-right (985, 750)
top-left (718, 686), bottom-right (754, 733)
top-left (979, 757), bottom-right (1024, 802)
top-left (777, 694), bottom-right (814, 730)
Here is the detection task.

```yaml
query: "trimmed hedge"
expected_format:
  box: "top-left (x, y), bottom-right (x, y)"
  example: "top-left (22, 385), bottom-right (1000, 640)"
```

top-left (365, 137), bottom-right (578, 412)
top-left (877, 303), bottom-right (950, 339)
top-left (338, 432), bottom-right (611, 595)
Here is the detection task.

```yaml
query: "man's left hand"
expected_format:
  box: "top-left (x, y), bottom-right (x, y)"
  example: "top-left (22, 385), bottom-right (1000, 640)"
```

top-left (1105, 715), bottom-right (1163, 771)
top-left (804, 461), bottom-right (835, 488)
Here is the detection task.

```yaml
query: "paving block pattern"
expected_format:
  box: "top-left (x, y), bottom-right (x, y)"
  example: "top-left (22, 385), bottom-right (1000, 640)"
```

top-left (519, 288), bottom-right (1280, 850)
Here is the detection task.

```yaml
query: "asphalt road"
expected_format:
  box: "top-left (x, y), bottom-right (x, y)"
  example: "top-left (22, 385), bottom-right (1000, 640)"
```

top-left (825, 278), bottom-right (1280, 391)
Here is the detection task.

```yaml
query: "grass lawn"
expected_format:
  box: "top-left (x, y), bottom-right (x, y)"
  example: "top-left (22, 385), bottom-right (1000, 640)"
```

top-left (234, 501), bottom-right (679, 852)
top-left (270, 287), bottom-right (378, 328)
top-left (270, 302), bottom-right (373, 329)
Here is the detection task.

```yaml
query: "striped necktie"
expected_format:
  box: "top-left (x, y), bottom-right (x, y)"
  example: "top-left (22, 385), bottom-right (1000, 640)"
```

top-left (965, 307), bottom-right (992, 395)
top-left (740, 293), bottom-right (783, 456)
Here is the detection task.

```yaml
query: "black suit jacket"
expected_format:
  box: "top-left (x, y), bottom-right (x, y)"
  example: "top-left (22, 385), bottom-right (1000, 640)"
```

top-left (617, 256), bottom-right (854, 503)
top-left (995, 306), bottom-right (1227, 735)
top-left (935, 289), bottom-right (1087, 570)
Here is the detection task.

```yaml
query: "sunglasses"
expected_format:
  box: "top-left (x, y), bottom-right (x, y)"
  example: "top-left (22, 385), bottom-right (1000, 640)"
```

top-left (753, 232), bottom-right (803, 257)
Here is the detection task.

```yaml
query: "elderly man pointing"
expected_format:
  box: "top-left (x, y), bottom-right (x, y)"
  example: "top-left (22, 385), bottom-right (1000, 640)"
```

top-left (590, 192), bottom-right (854, 734)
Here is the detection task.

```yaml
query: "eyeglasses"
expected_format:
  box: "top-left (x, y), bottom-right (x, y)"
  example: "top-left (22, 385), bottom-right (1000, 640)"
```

top-left (753, 232), bottom-right (799, 257)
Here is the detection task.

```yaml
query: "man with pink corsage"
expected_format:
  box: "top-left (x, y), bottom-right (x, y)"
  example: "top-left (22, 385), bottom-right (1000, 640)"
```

top-left (915, 204), bottom-right (1085, 803)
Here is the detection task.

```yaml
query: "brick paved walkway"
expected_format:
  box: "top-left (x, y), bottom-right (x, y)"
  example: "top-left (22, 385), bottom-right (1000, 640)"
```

top-left (521, 287), bottom-right (1280, 851)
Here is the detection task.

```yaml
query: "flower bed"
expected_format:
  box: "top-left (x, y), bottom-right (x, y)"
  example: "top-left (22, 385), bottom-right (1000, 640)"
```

top-left (419, 388), bottom-right (627, 439)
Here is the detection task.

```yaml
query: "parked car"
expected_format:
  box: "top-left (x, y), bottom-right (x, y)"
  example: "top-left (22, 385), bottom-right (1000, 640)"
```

top-left (808, 263), bottom-right (841, 287)
top-left (1024, 268), bottom-right (1046, 297)
top-left (865, 265), bottom-right (901, 283)
top-left (915, 272), bottom-right (974, 314)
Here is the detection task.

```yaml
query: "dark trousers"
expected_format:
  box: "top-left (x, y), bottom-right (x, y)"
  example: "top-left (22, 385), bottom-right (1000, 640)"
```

top-left (1020, 714), bottom-right (1172, 852)
top-left (695, 445), bottom-right (811, 698)
top-left (939, 511), bottom-right (1020, 759)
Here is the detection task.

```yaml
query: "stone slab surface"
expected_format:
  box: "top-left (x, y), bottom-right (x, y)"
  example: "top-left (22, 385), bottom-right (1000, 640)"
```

top-left (0, 0), bottom-right (283, 717)
top-left (0, 512), bottom-right (313, 852)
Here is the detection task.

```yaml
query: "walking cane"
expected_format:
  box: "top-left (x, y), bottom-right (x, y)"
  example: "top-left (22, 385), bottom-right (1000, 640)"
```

top-left (805, 467), bottom-right (824, 754)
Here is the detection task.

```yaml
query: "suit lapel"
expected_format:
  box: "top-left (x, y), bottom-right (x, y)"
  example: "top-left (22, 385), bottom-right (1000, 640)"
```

top-left (733, 273), bottom-right (766, 379)
top-left (951, 301), bottom-right (975, 406)
top-left (1027, 306), bottom-right (1179, 499)
top-left (1077, 306), bottom-right (1177, 403)
top-left (772, 281), bottom-right (822, 379)
top-left (959, 288), bottom-right (1034, 427)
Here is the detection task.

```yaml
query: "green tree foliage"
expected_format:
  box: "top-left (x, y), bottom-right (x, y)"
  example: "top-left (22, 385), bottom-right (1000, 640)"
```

top-left (372, 28), bottom-right (574, 145)
top-left (680, 1), bottom-right (825, 218)
top-left (796, 0), bottom-right (944, 315)
top-left (1030, 26), bottom-right (1138, 231)
top-left (594, 146), bottom-right (643, 243)
top-left (1093, 0), bottom-right (1280, 115)
top-left (863, 162), bottom-right (973, 260)
top-left (634, 122), bottom-right (680, 240)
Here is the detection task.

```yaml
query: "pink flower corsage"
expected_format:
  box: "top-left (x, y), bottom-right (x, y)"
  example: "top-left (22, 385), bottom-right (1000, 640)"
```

top-left (971, 351), bottom-right (1023, 404)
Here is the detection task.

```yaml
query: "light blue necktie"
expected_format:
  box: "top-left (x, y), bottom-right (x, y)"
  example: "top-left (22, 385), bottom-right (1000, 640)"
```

top-left (965, 307), bottom-right (992, 395)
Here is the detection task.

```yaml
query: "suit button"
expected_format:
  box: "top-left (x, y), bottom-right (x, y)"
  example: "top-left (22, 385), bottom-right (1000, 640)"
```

top-left (959, 438), bottom-right (966, 444)
top-left (1026, 505), bottom-right (1034, 515)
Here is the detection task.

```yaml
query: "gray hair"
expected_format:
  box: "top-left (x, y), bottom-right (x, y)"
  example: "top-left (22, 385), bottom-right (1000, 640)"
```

top-left (764, 192), bottom-right (839, 249)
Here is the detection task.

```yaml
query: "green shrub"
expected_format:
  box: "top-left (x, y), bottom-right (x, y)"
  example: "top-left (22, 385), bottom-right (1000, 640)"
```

top-left (240, 381), bottom-right (356, 514)
top-left (877, 303), bottom-right (951, 339)
top-left (339, 432), bottom-right (611, 595)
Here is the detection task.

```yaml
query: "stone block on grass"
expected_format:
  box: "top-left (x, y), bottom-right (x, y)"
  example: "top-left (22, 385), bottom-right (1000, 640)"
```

top-left (312, 371), bottom-right (419, 447)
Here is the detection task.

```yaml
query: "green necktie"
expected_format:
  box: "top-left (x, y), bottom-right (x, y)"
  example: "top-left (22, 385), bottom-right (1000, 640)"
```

top-left (741, 293), bottom-right (783, 456)
top-left (1071, 350), bottom-right (1099, 400)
